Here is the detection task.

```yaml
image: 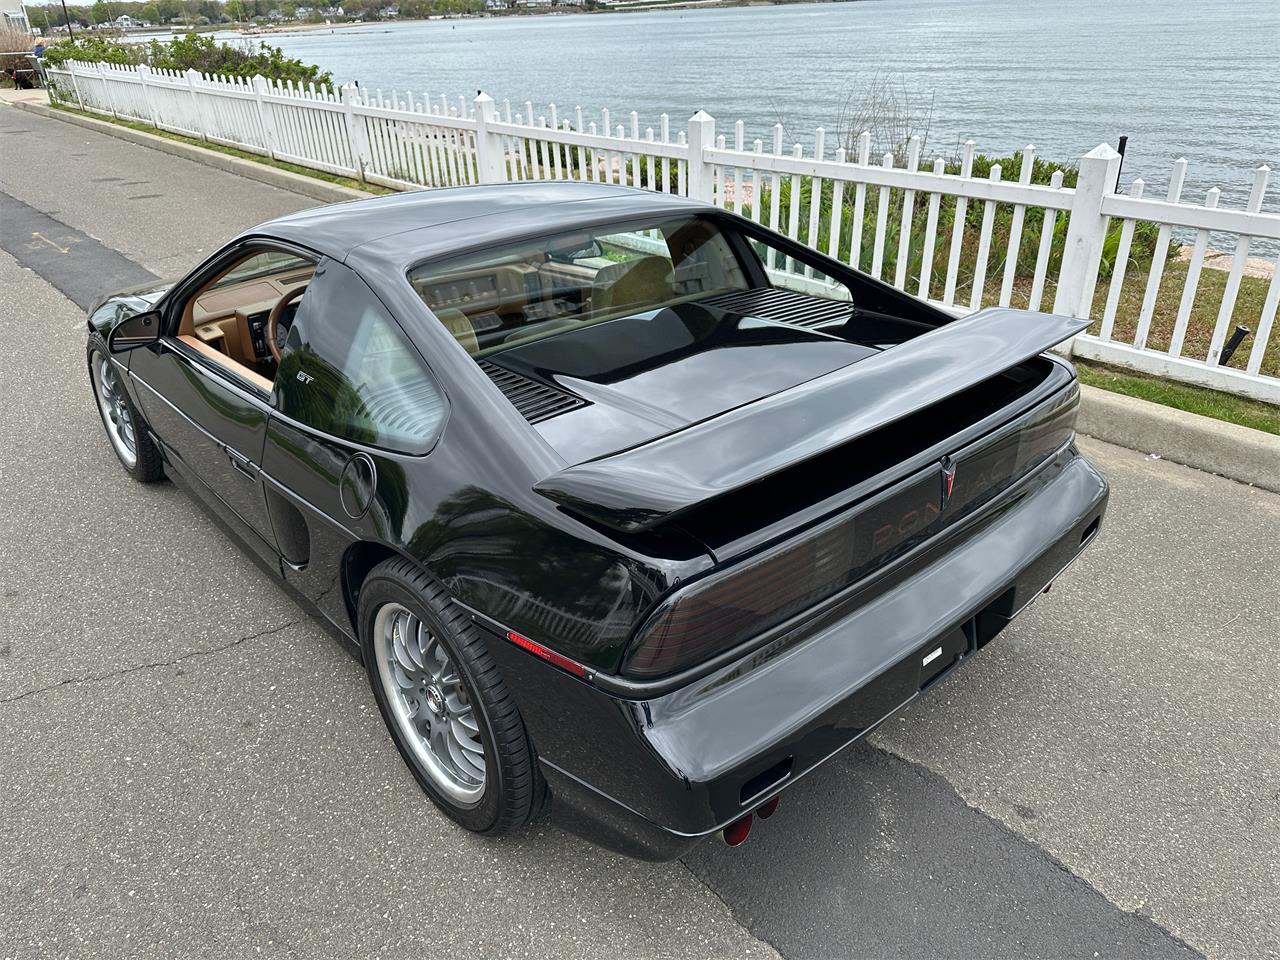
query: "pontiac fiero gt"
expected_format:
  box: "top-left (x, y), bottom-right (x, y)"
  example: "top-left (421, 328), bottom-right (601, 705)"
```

top-left (87, 183), bottom-right (1107, 858)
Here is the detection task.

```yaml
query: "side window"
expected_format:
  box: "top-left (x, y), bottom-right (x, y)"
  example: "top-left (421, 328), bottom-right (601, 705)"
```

top-left (747, 234), bottom-right (854, 303)
top-left (275, 260), bottom-right (445, 453)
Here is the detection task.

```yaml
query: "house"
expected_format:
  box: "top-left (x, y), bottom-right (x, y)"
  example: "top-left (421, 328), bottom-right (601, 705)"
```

top-left (1, 0), bottom-right (30, 32)
top-left (320, 5), bottom-right (345, 16)
top-left (112, 14), bottom-right (143, 28)
top-left (379, 5), bottom-right (399, 17)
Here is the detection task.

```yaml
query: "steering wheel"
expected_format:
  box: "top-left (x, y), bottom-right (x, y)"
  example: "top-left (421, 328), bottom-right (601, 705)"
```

top-left (266, 285), bottom-right (308, 363)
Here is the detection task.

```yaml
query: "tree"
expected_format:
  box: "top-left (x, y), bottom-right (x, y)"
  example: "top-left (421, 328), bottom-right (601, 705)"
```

top-left (225, 0), bottom-right (246, 18)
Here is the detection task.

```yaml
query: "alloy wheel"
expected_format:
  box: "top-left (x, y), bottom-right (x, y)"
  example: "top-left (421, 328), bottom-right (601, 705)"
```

top-left (373, 602), bottom-right (487, 805)
top-left (92, 355), bottom-right (137, 468)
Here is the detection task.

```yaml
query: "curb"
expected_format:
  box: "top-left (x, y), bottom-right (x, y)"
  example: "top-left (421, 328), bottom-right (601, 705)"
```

top-left (13, 100), bottom-right (373, 206)
top-left (1077, 384), bottom-right (1280, 493)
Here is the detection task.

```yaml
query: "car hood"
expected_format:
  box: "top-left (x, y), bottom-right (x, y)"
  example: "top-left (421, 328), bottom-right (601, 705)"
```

top-left (486, 301), bottom-right (881, 464)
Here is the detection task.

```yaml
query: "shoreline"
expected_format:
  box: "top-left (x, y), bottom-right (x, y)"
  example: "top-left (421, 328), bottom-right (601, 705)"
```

top-left (211, 0), bottom-right (841, 37)
top-left (1175, 245), bottom-right (1276, 281)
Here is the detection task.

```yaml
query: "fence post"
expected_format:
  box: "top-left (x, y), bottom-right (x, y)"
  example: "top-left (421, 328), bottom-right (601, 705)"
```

top-left (98, 62), bottom-right (118, 120)
top-left (1053, 143), bottom-right (1123, 333)
top-left (472, 92), bottom-right (506, 185)
top-left (184, 68), bottom-right (207, 142)
top-left (685, 110), bottom-right (715, 203)
top-left (67, 60), bottom-right (85, 111)
top-left (137, 64), bottom-right (158, 129)
top-left (340, 83), bottom-right (371, 182)
top-left (252, 75), bottom-right (280, 159)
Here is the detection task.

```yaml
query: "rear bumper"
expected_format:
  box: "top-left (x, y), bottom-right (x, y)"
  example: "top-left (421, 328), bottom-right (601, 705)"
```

top-left (491, 446), bottom-right (1108, 860)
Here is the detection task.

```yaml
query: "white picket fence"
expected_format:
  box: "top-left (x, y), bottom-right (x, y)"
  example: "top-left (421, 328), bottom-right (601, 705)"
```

top-left (46, 60), bottom-right (1280, 403)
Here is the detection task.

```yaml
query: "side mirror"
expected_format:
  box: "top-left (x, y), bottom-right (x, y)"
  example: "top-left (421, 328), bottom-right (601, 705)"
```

top-left (107, 310), bottom-right (161, 353)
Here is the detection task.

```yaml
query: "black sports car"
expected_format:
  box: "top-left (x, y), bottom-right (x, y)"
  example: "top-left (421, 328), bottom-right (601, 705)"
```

top-left (87, 182), bottom-right (1107, 859)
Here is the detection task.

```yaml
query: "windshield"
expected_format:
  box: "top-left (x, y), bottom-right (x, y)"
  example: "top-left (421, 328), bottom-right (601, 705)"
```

top-left (213, 250), bottom-right (312, 289)
top-left (406, 215), bottom-right (754, 356)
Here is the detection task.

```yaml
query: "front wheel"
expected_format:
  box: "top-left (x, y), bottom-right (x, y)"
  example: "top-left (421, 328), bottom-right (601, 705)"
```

top-left (358, 557), bottom-right (543, 835)
top-left (88, 335), bottom-right (163, 483)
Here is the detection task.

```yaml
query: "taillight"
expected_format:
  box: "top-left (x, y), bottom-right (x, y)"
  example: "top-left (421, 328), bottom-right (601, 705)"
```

top-left (622, 515), bottom-right (866, 678)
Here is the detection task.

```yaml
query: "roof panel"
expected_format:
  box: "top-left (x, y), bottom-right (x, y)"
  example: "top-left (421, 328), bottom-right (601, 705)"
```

top-left (242, 182), bottom-right (701, 262)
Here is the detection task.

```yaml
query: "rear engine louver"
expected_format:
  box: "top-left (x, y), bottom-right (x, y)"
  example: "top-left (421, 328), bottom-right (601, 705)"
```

top-left (705, 287), bottom-right (858, 329)
top-left (478, 360), bottom-right (589, 424)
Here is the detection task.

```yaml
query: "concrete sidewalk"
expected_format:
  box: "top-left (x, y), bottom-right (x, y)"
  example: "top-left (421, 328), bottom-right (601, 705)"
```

top-left (0, 87), bottom-right (49, 106)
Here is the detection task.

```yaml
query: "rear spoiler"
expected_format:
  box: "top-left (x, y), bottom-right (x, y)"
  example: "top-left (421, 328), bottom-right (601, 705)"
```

top-left (534, 308), bottom-right (1089, 532)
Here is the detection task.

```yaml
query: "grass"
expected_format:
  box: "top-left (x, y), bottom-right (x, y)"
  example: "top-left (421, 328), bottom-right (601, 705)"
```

top-left (47, 101), bottom-right (393, 195)
top-left (1075, 359), bottom-right (1280, 435)
top-left (1085, 260), bottom-right (1278, 380)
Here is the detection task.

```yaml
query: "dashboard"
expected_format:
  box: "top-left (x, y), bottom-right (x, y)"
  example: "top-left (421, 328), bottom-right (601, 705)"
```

top-left (183, 268), bottom-right (313, 368)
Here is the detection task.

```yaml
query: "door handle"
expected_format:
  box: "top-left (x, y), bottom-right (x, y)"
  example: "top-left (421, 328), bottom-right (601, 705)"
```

top-left (227, 448), bottom-right (259, 481)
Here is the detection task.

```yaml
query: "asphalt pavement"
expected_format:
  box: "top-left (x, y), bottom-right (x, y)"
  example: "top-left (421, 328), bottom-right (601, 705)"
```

top-left (2, 103), bottom-right (1277, 960)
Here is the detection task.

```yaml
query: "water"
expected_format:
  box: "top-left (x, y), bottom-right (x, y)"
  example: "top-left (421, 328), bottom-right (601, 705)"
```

top-left (257, 0), bottom-right (1278, 210)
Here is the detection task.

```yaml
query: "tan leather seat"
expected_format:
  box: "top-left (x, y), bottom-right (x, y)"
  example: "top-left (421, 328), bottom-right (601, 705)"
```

top-left (434, 308), bottom-right (478, 355)
top-left (592, 256), bottom-right (674, 317)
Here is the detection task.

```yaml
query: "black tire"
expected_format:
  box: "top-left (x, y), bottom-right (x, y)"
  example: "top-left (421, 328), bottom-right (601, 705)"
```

top-left (87, 334), bottom-right (164, 483)
top-left (358, 557), bottom-right (543, 835)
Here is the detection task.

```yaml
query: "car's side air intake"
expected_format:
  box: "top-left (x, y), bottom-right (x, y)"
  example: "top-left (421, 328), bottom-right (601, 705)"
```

top-left (478, 358), bottom-right (589, 423)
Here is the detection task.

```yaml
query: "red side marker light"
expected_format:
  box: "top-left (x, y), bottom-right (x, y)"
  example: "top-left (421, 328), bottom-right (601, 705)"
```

top-left (722, 813), bottom-right (753, 847)
top-left (505, 630), bottom-right (587, 679)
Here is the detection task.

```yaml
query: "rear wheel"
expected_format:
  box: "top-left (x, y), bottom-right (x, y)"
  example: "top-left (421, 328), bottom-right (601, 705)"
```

top-left (88, 335), bottom-right (163, 483)
top-left (358, 557), bottom-right (542, 834)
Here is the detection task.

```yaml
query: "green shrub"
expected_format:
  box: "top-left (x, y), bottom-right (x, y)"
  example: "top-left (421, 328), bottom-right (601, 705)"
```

top-left (42, 32), bottom-right (331, 87)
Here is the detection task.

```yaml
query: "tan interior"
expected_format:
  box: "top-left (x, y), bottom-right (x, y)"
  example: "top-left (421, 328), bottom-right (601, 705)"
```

top-left (174, 256), bottom-right (315, 388)
top-left (590, 256), bottom-right (675, 316)
top-left (177, 335), bottom-right (274, 392)
top-left (409, 221), bottom-right (752, 359)
top-left (433, 309), bottom-right (478, 354)
top-left (409, 254), bottom-right (682, 357)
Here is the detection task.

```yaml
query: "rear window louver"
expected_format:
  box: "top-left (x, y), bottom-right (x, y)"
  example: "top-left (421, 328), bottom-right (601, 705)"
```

top-left (478, 360), bottom-right (589, 424)
top-left (705, 287), bottom-right (858, 328)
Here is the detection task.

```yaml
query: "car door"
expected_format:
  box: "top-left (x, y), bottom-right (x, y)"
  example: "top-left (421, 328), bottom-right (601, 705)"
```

top-left (129, 314), bottom-right (280, 568)
top-left (260, 258), bottom-right (448, 634)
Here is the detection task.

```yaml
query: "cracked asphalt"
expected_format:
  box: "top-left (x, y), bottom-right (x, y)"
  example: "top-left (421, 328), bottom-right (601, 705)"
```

top-left (2, 103), bottom-right (1278, 960)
